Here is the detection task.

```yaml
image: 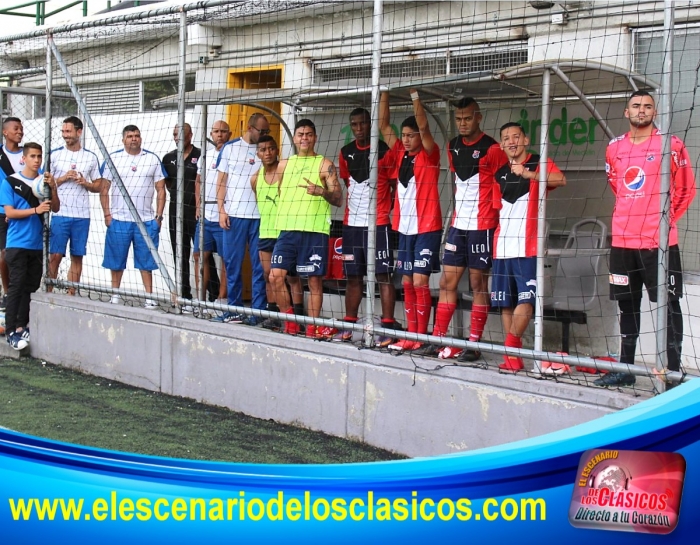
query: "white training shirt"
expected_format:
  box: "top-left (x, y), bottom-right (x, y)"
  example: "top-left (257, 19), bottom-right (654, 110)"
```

top-left (2, 145), bottom-right (24, 173)
top-left (215, 137), bottom-right (260, 219)
top-left (198, 146), bottom-right (222, 223)
top-left (100, 149), bottom-right (166, 222)
top-left (51, 146), bottom-right (101, 219)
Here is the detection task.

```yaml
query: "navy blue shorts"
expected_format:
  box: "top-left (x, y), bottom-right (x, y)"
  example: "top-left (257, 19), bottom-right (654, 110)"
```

top-left (442, 227), bottom-right (494, 269)
top-left (258, 237), bottom-right (277, 253)
top-left (396, 230), bottom-right (441, 276)
top-left (491, 257), bottom-right (537, 308)
top-left (341, 224), bottom-right (393, 276)
top-left (271, 231), bottom-right (329, 276)
top-left (49, 216), bottom-right (90, 256)
top-left (193, 219), bottom-right (223, 254)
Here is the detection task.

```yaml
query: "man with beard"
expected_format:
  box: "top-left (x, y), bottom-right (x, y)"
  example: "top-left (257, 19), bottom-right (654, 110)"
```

top-left (597, 91), bottom-right (696, 387)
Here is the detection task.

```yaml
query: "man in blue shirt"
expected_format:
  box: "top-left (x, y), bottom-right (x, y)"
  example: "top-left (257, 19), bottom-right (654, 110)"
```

top-left (0, 142), bottom-right (60, 350)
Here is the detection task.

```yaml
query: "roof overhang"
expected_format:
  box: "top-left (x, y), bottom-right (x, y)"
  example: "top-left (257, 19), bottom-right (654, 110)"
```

top-left (151, 60), bottom-right (659, 110)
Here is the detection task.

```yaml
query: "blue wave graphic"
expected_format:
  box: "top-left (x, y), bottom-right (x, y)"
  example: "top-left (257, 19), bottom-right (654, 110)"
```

top-left (1, 380), bottom-right (698, 543)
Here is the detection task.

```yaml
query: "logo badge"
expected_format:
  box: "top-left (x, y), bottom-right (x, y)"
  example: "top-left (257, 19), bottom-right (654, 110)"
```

top-left (333, 237), bottom-right (343, 255)
top-left (569, 449), bottom-right (685, 534)
top-left (623, 166), bottom-right (646, 191)
top-left (472, 150), bottom-right (481, 159)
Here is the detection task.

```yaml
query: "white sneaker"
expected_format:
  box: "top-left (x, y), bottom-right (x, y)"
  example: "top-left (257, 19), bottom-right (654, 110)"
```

top-left (144, 299), bottom-right (158, 309)
top-left (182, 298), bottom-right (197, 314)
top-left (110, 295), bottom-right (122, 305)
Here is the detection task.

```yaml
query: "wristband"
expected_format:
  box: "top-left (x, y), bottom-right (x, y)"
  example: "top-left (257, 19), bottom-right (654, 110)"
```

top-left (410, 91), bottom-right (419, 101)
top-left (34, 207), bottom-right (38, 215)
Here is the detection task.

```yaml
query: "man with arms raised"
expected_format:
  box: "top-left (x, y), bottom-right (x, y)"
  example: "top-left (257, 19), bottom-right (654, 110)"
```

top-left (490, 122), bottom-right (565, 373)
top-left (100, 125), bottom-right (166, 308)
top-left (415, 97), bottom-right (498, 361)
top-left (333, 108), bottom-right (398, 346)
top-left (598, 91), bottom-right (696, 388)
top-left (47, 116), bottom-right (103, 294)
top-left (379, 89), bottom-right (442, 352)
top-left (269, 119), bottom-right (343, 338)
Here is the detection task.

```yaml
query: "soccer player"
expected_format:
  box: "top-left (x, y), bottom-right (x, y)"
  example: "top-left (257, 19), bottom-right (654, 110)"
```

top-left (490, 122), bottom-right (565, 373)
top-left (250, 135), bottom-right (303, 330)
top-left (414, 97), bottom-right (498, 361)
top-left (379, 89), bottom-right (442, 352)
top-left (598, 91), bottom-right (696, 388)
top-left (0, 117), bottom-right (25, 310)
top-left (47, 116), bottom-right (103, 295)
top-left (0, 143), bottom-right (59, 350)
top-left (100, 125), bottom-right (166, 308)
top-left (269, 119), bottom-right (343, 338)
top-left (213, 113), bottom-right (268, 325)
top-left (193, 120), bottom-right (230, 310)
top-left (333, 108), bottom-right (398, 347)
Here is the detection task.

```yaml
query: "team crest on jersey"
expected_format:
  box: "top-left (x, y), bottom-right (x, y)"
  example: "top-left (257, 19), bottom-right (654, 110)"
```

top-left (191, 157), bottom-right (198, 164)
top-left (647, 155), bottom-right (655, 161)
top-left (210, 161), bottom-right (216, 169)
top-left (249, 158), bottom-right (256, 165)
top-left (472, 150), bottom-right (481, 159)
top-left (623, 166), bottom-right (645, 191)
top-left (20, 157), bottom-right (25, 166)
top-left (71, 164), bottom-right (77, 169)
top-left (131, 166), bottom-right (137, 172)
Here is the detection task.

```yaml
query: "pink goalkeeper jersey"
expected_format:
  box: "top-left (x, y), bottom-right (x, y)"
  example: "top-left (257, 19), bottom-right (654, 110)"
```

top-left (606, 131), bottom-right (696, 249)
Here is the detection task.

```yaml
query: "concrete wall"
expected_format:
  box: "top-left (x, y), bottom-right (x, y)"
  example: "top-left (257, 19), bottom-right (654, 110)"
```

top-left (26, 292), bottom-right (639, 458)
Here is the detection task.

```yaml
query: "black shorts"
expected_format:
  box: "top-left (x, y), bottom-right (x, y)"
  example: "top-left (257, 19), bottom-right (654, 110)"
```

top-left (341, 224), bottom-right (393, 276)
top-left (0, 214), bottom-right (7, 250)
top-left (609, 245), bottom-right (683, 302)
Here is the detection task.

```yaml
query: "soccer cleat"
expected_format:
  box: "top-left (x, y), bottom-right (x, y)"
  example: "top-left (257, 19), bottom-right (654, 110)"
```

top-left (374, 334), bottom-right (396, 348)
top-left (388, 339), bottom-right (420, 352)
top-left (499, 356), bottom-right (525, 374)
top-left (20, 328), bottom-right (30, 342)
top-left (458, 349), bottom-right (482, 363)
top-left (261, 317), bottom-right (282, 331)
top-left (305, 325), bottom-right (322, 339)
top-left (316, 326), bottom-right (338, 339)
top-left (541, 363), bottom-right (571, 375)
top-left (332, 329), bottom-right (354, 343)
top-left (242, 315), bottom-right (261, 326)
top-left (181, 299), bottom-right (198, 314)
top-left (593, 372), bottom-right (636, 387)
top-left (209, 312), bottom-right (242, 324)
top-left (7, 331), bottom-right (28, 351)
top-left (414, 343), bottom-right (442, 357)
top-left (144, 299), bottom-right (158, 309)
top-left (438, 346), bottom-right (464, 360)
top-left (110, 294), bottom-right (122, 305)
top-left (284, 320), bottom-right (301, 335)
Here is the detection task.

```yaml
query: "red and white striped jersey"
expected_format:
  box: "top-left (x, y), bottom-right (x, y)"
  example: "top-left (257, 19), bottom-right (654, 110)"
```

top-left (492, 154), bottom-right (562, 259)
top-left (391, 140), bottom-right (442, 235)
top-left (606, 130), bottom-right (696, 249)
top-left (447, 133), bottom-right (499, 231)
top-left (339, 139), bottom-right (396, 227)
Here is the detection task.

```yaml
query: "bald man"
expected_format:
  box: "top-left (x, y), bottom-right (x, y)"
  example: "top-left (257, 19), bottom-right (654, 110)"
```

top-left (163, 122), bottom-right (219, 310)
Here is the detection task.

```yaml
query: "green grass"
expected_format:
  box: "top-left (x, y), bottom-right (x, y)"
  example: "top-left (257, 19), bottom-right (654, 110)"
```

top-left (0, 357), bottom-right (405, 464)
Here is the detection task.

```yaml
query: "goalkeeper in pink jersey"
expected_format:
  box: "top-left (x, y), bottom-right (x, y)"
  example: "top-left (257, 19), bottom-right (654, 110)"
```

top-left (599, 91), bottom-right (696, 388)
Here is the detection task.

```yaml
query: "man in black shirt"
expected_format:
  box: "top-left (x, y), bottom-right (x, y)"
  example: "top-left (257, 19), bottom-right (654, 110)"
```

top-left (162, 123), bottom-right (219, 308)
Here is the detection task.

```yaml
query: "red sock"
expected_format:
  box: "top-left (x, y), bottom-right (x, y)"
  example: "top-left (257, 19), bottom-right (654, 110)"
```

top-left (469, 305), bottom-right (489, 341)
top-left (432, 302), bottom-right (456, 337)
top-left (415, 285), bottom-right (432, 334)
top-left (505, 333), bottom-right (522, 349)
top-left (343, 316), bottom-right (358, 323)
top-left (403, 283), bottom-right (417, 333)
